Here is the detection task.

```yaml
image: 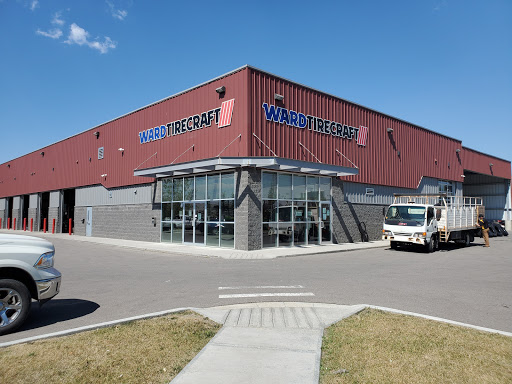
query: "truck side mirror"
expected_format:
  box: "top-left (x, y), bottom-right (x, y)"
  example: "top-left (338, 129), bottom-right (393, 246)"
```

top-left (436, 209), bottom-right (442, 221)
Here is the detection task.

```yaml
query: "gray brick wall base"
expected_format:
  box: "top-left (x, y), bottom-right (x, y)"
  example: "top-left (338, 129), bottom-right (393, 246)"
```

top-left (11, 209), bottom-right (21, 230)
top-left (74, 204), bottom-right (160, 242)
top-left (28, 208), bottom-right (39, 232)
top-left (0, 210), bottom-right (5, 229)
top-left (48, 207), bottom-right (60, 234)
top-left (332, 178), bottom-right (386, 243)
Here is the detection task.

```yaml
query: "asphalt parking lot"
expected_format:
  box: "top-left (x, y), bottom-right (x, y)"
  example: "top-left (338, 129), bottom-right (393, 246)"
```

top-left (1, 233), bottom-right (511, 343)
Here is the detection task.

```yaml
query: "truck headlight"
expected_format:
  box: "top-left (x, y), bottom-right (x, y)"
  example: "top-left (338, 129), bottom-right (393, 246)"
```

top-left (383, 230), bottom-right (392, 236)
top-left (34, 251), bottom-right (55, 269)
top-left (413, 232), bottom-right (426, 238)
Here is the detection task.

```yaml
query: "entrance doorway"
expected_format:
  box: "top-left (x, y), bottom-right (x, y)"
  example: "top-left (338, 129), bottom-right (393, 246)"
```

top-left (39, 192), bottom-right (50, 231)
top-left (7, 197), bottom-right (13, 229)
top-left (183, 202), bottom-right (205, 245)
top-left (62, 189), bottom-right (75, 234)
top-left (22, 195), bottom-right (29, 230)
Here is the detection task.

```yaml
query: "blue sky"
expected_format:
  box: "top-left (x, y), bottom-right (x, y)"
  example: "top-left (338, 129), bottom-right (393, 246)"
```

top-left (0, 0), bottom-right (510, 165)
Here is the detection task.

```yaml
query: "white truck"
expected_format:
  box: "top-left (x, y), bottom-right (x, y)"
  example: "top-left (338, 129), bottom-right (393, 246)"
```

top-left (382, 194), bottom-right (484, 252)
top-left (0, 234), bottom-right (62, 335)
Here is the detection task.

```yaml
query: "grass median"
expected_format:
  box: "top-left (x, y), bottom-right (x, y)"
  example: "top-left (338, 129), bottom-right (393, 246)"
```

top-left (0, 311), bottom-right (220, 384)
top-left (320, 308), bottom-right (512, 383)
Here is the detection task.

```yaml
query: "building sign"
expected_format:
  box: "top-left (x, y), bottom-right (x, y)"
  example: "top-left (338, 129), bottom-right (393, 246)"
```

top-left (262, 103), bottom-right (368, 146)
top-left (138, 99), bottom-right (235, 144)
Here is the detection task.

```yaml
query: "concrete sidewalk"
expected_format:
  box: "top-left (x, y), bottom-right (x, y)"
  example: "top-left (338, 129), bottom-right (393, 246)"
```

top-left (172, 303), bottom-right (366, 384)
top-left (0, 229), bottom-right (388, 259)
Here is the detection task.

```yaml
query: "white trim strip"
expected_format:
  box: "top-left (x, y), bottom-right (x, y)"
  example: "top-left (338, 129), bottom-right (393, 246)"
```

top-left (219, 293), bottom-right (315, 299)
top-left (218, 285), bottom-right (304, 290)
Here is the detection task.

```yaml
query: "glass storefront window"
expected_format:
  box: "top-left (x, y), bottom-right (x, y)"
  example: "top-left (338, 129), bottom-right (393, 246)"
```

top-left (208, 174), bottom-right (220, 200)
top-left (173, 178), bottom-right (183, 201)
top-left (221, 200), bottom-right (235, 222)
top-left (293, 175), bottom-right (306, 200)
top-left (262, 223), bottom-right (277, 248)
top-left (262, 172), bottom-right (277, 199)
top-left (278, 174), bottom-right (292, 200)
top-left (162, 172), bottom-right (235, 248)
top-left (293, 201), bottom-right (306, 222)
top-left (221, 173), bottom-right (235, 199)
top-left (207, 201), bottom-right (219, 221)
top-left (184, 177), bottom-right (194, 201)
top-left (162, 179), bottom-right (172, 202)
top-left (221, 224), bottom-right (235, 248)
top-left (206, 223), bottom-right (219, 246)
top-left (263, 200), bottom-right (277, 222)
top-left (262, 171), bottom-right (332, 247)
top-left (307, 176), bottom-right (319, 200)
top-left (320, 178), bottom-right (331, 201)
top-left (278, 200), bottom-right (292, 222)
top-left (171, 222), bottom-right (182, 243)
top-left (162, 222), bottom-right (172, 242)
top-left (172, 202), bottom-right (183, 220)
top-left (162, 203), bottom-right (172, 221)
top-left (195, 176), bottom-right (206, 200)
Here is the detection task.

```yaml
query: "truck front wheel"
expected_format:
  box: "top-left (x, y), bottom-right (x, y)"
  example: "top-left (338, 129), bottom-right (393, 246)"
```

top-left (390, 241), bottom-right (398, 250)
top-left (0, 279), bottom-right (32, 336)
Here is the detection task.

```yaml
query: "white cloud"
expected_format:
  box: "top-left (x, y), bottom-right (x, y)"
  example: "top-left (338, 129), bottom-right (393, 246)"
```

top-left (106, 1), bottom-right (128, 20)
top-left (52, 11), bottom-right (65, 26)
top-left (29, 0), bottom-right (39, 11)
top-left (65, 23), bottom-right (117, 54)
top-left (36, 28), bottom-right (63, 39)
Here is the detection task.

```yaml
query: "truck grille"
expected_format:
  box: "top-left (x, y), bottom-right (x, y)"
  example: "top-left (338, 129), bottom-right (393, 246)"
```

top-left (394, 232), bottom-right (412, 237)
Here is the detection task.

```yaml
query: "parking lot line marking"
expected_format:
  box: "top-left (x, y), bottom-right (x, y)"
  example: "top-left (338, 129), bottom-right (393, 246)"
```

top-left (219, 292), bottom-right (315, 299)
top-left (218, 285), bottom-right (304, 290)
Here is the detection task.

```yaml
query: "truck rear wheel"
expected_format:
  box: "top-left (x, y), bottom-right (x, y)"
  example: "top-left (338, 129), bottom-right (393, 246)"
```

top-left (0, 279), bottom-right (32, 336)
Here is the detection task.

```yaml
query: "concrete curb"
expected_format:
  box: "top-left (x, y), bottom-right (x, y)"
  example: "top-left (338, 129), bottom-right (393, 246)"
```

top-left (2, 302), bottom-right (510, 348)
top-left (366, 305), bottom-right (512, 337)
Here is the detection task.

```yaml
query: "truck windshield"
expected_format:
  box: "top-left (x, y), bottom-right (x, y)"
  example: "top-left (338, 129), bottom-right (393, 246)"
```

top-left (385, 206), bottom-right (425, 226)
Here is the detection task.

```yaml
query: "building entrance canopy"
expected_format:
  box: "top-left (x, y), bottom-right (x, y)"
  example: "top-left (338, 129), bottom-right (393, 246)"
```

top-left (134, 157), bottom-right (359, 178)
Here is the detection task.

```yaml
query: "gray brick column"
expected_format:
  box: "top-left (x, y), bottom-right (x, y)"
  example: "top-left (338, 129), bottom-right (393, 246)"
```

top-left (235, 168), bottom-right (262, 251)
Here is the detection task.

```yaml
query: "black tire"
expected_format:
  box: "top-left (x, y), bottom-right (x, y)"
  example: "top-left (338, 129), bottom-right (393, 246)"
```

top-left (425, 239), bottom-right (434, 253)
top-left (0, 279), bottom-right (32, 336)
top-left (503, 228), bottom-right (509, 236)
top-left (494, 223), bottom-right (505, 236)
top-left (434, 236), bottom-right (439, 251)
top-left (390, 241), bottom-right (398, 250)
top-left (464, 232), bottom-right (471, 247)
top-left (488, 226), bottom-right (497, 238)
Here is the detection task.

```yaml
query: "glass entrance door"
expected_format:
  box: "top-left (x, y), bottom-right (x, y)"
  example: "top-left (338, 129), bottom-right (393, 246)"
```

top-left (194, 202), bottom-right (205, 245)
top-left (183, 202), bottom-right (205, 245)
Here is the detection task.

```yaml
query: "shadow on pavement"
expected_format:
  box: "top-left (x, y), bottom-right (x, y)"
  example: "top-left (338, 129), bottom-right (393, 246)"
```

top-left (384, 242), bottom-right (483, 253)
top-left (19, 299), bottom-right (100, 332)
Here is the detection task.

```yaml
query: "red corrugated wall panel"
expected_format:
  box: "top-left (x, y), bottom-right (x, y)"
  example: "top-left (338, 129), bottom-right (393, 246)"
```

top-left (0, 68), bottom-right (250, 198)
top-left (248, 68), bottom-right (468, 189)
top-left (462, 147), bottom-right (511, 179)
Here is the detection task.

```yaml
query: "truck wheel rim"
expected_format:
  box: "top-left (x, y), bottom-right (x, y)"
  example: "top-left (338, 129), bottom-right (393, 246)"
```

top-left (0, 288), bottom-right (23, 327)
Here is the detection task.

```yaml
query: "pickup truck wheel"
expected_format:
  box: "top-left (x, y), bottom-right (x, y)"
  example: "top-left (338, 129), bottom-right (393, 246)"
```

top-left (0, 279), bottom-right (31, 336)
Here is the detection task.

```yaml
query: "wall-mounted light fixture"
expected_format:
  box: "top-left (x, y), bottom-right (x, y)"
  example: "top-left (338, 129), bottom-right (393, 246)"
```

top-left (397, 151), bottom-right (401, 157)
top-left (216, 86), bottom-right (226, 94)
top-left (40, 151), bottom-right (45, 156)
top-left (101, 173), bottom-right (107, 178)
top-left (489, 163), bottom-right (494, 167)
top-left (274, 93), bottom-right (284, 101)
top-left (93, 131), bottom-right (100, 138)
top-left (455, 148), bottom-right (461, 153)
top-left (461, 175), bottom-right (466, 178)
top-left (386, 128), bottom-right (394, 133)
top-left (7, 164), bottom-right (10, 168)
top-left (118, 148), bottom-right (124, 151)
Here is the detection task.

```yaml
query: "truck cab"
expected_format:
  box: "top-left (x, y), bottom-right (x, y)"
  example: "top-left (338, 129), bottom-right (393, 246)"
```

top-left (382, 203), bottom-right (439, 252)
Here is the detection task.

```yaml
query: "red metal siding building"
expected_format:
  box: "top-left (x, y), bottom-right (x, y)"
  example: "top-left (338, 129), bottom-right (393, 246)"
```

top-left (1, 66), bottom-right (510, 248)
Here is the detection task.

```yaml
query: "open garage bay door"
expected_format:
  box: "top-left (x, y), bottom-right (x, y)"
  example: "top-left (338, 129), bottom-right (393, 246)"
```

top-left (463, 171), bottom-right (511, 221)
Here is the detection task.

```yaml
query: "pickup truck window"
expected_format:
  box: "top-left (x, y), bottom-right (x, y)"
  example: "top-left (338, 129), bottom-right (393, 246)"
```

top-left (385, 206), bottom-right (426, 226)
